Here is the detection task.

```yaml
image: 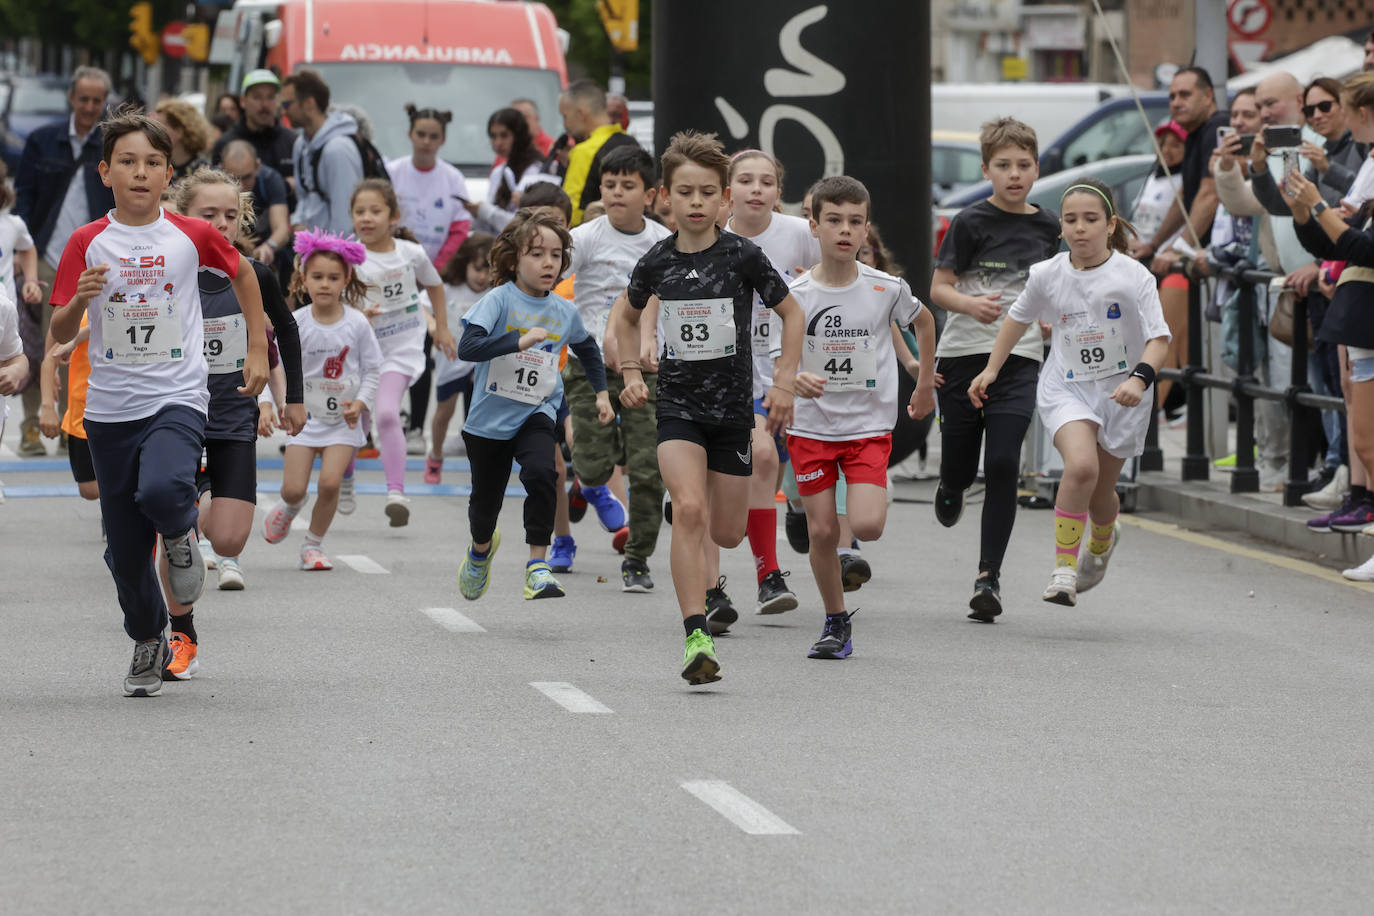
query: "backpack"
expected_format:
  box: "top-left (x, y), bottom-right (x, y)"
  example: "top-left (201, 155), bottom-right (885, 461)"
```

top-left (309, 134), bottom-right (389, 204)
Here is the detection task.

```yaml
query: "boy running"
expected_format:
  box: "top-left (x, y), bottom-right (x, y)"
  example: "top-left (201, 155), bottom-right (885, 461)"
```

top-left (613, 131), bottom-right (805, 685)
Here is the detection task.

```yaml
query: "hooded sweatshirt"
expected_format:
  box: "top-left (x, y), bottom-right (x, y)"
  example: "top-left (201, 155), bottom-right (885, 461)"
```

top-left (291, 110), bottom-right (365, 236)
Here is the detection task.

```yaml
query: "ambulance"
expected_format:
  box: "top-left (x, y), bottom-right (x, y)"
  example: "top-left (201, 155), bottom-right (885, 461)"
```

top-left (226, 0), bottom-right (568, 169)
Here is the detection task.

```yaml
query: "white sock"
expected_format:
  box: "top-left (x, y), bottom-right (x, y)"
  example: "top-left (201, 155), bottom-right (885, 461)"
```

top-left (304, 531), bottom-right (323, 549)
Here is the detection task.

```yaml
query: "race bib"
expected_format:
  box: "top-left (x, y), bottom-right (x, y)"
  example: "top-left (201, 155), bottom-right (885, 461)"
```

top-left (101, 296), bottom-right (184, 365)
top-left (802, 335), bottom-right (878, 391)
top-left (751, 301), bottom-right (771, 346)
top-left (203, 314), bottom-right (248, 374)
top-left (303, 376), bottom-right (359, 425)
top-left (369, 263), bottom-right (424, 341)
top-left (1064, 324), bottom-right (1129, 382)
top-left (488, 348), bottom-right (558, 405)
top-left (661, 298), bottom-right (736, 361)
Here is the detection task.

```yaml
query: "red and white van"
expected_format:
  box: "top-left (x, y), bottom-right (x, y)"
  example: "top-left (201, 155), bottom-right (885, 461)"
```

top-left (229, 0), bottom-right (568, 169)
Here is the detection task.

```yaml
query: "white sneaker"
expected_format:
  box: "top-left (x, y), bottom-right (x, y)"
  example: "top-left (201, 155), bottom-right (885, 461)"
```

top-left (198, 536), bottom-right (219, 570)
top-left (385, 490), bottom-right (411, 527)
top-left (1042, 566), bottom-right (1078, 606)
top-left (443, 436), bottom-right (467, 457)
top-left (405, 427), bottom-right (427, 456)
top-left (1077, 523), bottom-right (1120, 593)
top-left (1303, 465), bottom-right (1349, 511)
top-left (1341, 555), bottom-right (1374, 581)
top-left (338, 475), bottom-right (356, 515)
top-left (217, 556), bottom-right (245, 590)
top-left (300, 544), bottom-right (333, 571)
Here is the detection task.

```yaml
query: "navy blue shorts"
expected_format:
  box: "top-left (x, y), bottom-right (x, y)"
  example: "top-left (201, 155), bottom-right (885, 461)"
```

top-left (752, 396), bottom-right (789, 463)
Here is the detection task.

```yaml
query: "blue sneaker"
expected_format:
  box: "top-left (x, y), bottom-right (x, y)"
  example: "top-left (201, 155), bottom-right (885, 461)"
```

top-left (807, 611), bottom-right (855, 659)
top-left (581, 484), bottom-right (627, 532)
top-left (549, 535), bottom-right (577, 573)
top-left (459, 528), bottom-right (501, 600)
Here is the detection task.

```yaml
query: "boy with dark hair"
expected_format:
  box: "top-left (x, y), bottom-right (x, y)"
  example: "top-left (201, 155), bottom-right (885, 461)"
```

top-left (50, 109), bottom-right (270, 696)
top-left (929, 116), bottom-right (1060, 623)
top-left (611, 130), bottom-right (805, 685)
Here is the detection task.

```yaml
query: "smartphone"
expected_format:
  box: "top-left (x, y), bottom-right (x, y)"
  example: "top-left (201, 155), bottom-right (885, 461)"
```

top-left (1217, 125), bottom-right (1235, 148)
top-left (1238, 134), bottom-right (1256, 155)
top-left (1262, 125), bottom-right (1303, 148)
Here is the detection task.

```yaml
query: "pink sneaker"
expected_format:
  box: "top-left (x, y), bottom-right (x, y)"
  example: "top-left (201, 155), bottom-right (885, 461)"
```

top-left (299, 544), bottom-right (333, 570)
top-left (263, 501), bottom-right (296, 544)
top-left (424, 454), bottom-right (442, 484)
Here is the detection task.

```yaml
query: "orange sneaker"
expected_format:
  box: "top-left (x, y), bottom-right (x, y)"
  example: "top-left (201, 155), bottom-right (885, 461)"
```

top-left (357, 445), bottom-right (380, 459)
top-left (164, 632), bottom-right (199, 680)
top-left (611, 526), bottom-right (629, 554)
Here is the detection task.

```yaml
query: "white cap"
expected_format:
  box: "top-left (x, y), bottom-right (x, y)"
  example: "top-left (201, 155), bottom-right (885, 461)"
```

top-left (241, 69), bottom-right (280, 93)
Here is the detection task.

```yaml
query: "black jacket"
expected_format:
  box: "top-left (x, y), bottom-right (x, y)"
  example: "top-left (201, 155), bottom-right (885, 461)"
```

top-left (1295, 207), bottom-right (1374, 348)
top-left (13, 119), bottom-right (115, 260)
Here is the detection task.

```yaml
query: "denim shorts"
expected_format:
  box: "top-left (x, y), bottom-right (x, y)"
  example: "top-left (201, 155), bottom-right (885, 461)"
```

top-left (1349, 346), bottom-right (1374, 383)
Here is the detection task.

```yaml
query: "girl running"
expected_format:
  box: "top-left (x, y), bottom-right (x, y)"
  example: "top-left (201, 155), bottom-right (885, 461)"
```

top-left (426, 231), bottom-right (494, 482)
top-left (350, 178), bottom-right (457, 525)
top-left (969, 179), bottom-right (1169, 606)
top-left (263, 231), bottom-right (383, 570)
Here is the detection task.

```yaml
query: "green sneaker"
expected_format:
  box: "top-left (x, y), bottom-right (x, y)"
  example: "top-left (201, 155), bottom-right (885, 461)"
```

top-left (458, 528), bottom-right (501, 600)
top-left (1214, 446), bottom-right (1256, 469)
top-left (523, 560), bottom-right (566, 599)
top-left (681, 628), bottom-right (721, 685)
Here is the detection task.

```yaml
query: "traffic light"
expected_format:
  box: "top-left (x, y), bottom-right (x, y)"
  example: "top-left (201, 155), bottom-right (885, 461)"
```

top-left (129, 2), bottom-right (159, 65)
top-left (597, 0), bottom-right (639, 53)
top-left (183, 23), bottom-right (210, 62)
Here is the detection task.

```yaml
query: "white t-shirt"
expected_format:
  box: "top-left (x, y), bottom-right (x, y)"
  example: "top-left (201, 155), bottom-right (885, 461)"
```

top-left (290, 306), bottom-right (384, 448)
top-left (52, 209), bottom-right (241, 423)
top-left (356, 239), bottom-right (443, 382)
top-left (385, 157), bottom-right (471, 266)
top-left (568, 215), bottom-right (672, 348)
top-left (787, 263), bottom-right (923, 442)
top-left (1343, 154), bottom-right (1374, 210)
top-left (0, 212), bottom-right (35, 307)
top-left (725, 213), bottom-right (820, 398)
top-left (1008, 251), bottom-right (1171, 389)
top-left (475, 161), bottom-right (550, 234)
top-left (434, 282), bottom-right (481, 385)
top-left (0, 290), bottom-right (21, 426)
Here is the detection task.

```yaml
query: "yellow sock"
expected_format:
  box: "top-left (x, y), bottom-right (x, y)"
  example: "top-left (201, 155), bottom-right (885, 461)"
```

top-left (1054, 509), bottom-right (1087, 569)
top-left (1088, 518), bottom-right (1116, 556)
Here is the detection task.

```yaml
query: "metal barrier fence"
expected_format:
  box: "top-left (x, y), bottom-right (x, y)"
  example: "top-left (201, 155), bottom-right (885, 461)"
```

top-left (1141, 261), bottom-right (1346, 507)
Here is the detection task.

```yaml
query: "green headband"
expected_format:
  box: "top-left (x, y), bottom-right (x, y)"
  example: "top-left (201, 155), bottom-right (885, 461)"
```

top-left (1062, 184), bottom-right (1115, 217)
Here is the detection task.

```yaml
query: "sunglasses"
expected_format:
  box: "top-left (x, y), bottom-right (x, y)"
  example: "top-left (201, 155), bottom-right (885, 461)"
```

top-left (1302, 100), bottom-right (1336, 118)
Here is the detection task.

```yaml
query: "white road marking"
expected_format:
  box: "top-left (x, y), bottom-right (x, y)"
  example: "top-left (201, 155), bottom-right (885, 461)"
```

top-left (337, 554), bottom-right (389, 575)
top-left (422, 607), bottom-right (486, 633)
top-left (529, 681), bottom-right (613, 714)
top-left (680, 780), bottom-right (801, 835)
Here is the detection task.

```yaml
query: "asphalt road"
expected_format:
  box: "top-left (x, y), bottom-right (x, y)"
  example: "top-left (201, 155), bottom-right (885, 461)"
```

top-left (3, 436), bottom-right (1373, 915)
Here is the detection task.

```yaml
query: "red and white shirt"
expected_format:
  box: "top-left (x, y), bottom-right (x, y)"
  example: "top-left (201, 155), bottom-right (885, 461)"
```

top-left (51, 209), bottom-right (240, 423)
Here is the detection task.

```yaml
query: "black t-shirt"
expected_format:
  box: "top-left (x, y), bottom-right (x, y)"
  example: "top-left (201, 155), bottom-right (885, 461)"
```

top-left (627, 230), bottom-right (791, 428)
top-left (934, 199), bottom-right (1061, 280)
top-left (1182, 110), bottom-right (1228, 212)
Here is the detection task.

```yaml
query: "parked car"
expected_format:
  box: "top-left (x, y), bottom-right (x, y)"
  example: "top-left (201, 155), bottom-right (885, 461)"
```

top-left (1038, 92), bottom-right (1170, 175)
top-left (1, 74), bottom-right (69, 173)
top-left (931, 129), bottom-right (984, 202)
top-left (933, 82), bottom-right (1134, 154)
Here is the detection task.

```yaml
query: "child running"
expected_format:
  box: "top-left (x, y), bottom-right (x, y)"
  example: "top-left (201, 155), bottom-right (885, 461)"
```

top-left (425, 231), bottom-right (493, 482)
top-left (930, 118), bottom-right (1062, 622)
top-left (456, 207), bottom-right (613, 601)
top-left (49, 109), bottom-right (270, 697)
top-left (969, 178), bottom-right (1169, 606)
top-left (263, 231), bottom-right (383, 568)
top-left (351, 178), bottom-right (457, 526)
top-left (613, 130), bottom-right (805, 685)
top-left (789, 176), bottom-right (936, 657)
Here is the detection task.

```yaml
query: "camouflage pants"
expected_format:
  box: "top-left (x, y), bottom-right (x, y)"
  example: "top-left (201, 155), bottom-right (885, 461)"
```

top-left (562, 360), bottom-right (664, 561)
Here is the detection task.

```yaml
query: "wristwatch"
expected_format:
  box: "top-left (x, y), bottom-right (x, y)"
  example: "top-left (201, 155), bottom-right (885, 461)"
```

top-left (1312, 200), bottom-right (1329, 217)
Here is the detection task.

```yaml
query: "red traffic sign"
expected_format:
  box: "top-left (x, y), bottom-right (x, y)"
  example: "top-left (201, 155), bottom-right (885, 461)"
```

top-left (161, 21), bottom-right (188, 58)
top-left (1227, 0), bottom-right (1272, 38)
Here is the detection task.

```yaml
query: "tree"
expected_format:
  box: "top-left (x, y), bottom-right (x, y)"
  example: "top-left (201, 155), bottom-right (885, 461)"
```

top-left (542, 0), bottom-right (652, 96)
top-left (0, 0), bottom-right (183, 53)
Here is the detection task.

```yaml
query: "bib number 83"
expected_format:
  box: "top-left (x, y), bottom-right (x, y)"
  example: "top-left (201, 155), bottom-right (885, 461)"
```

top-left (679, 323), bottom-right (710, 342)
top-left (1080, 347), bottom-right (1106, 365)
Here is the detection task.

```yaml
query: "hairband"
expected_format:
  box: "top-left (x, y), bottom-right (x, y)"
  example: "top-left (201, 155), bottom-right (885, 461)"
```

top-left (730, 148), bottom-right (770, 162)
top-left (1062, 184), bottom-right (1115, 216)
top-left (294, 229), bottom-right (366, 266)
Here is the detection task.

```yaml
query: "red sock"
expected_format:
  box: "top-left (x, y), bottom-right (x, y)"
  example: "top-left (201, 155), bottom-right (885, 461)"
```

top-left (747, 508), bottom-right (779, 583)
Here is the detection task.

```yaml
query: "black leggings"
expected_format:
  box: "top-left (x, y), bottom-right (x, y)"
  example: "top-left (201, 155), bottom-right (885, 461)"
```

top-left (939, 411), bottom-right (1031, 575)
top-left (462, 413), bottom-right (557, 547)
top-left (408, 333), bottom-right (433, 432)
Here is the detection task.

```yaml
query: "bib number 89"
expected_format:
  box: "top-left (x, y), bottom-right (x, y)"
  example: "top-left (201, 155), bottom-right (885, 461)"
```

top-left (205, 338), bottom-right (224, 358)
top-left (680, 323), bottom-right (710, 342)
top-left (1080, 347), bottom-right (1106, 365)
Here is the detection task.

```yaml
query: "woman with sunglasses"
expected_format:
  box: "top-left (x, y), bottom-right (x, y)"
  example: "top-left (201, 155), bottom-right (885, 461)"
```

top-left (1297, 77), bottom-right (1367, 200)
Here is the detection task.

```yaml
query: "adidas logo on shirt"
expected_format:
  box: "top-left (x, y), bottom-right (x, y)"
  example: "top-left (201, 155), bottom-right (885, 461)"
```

top-left (686, 269), bottom-right (700, 279)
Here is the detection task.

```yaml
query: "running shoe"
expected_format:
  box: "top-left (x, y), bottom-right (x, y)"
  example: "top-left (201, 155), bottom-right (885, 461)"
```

top-left (337, 474), bottom-right (356, 515)
top-left (358, 444), bottom-right (380, 459)
top-left (1302, 465), bottom-right (1348, 510)
top-left (459, 528), bottom-right (501, 600)
top-left (549, 535), bottom-right (577, 573)
top-left (124, 634), bottom-right (168, 697)
top-left (967, 573), bottom-right (1002, 622)
top-left (163, 529), bottom-right (206, 606)
top-left (163, 632), bottom-right (199, 680)
top-left (1331, 501), bottom-right (1374, 534)
top-left (217, 556), bottom-right (245, 591)
top-left (611, 526), bottom-right (629, 554)
top-left (756, 569), bottom-right (798, 614)
top-left (681, 628), bottom-right (721, 685)
top-left (568, 479), bottom-right (588, 523)
top-left (385, 491), bottom-right (411, 527)
top-left (621, 556), bottom-right (653, 593)
top-left (263, 500), bottom-right (296, 544)
top-left (705, 576), bottom-right (738, 635)
top-left (299, 544), bottom-right (333, 571)
top-left (405, 427), bottom-right (427, 456)
top-left (1307, 494), bottom-right (1356, 531)
top-left (198, 536), bottom-right (218, 570)
top-left (524, 561), bottom-right (566, 599)
top-left (582, 484), bottom-right (627, 531)
top-left (784, 505), bottom-right (810, 553)
top-left (1042, 566), bottom-right (1078, 606)
top-left (807, 611), bottom-right (855, 659)
top-left (840, 553), bottom-right (871, 592)
top-left (1077, 523), bottom-right (1121, 593)
top-left (424, 454), bottom-right (443, 485)
top-left (934, 481), bottom-right (964, 527)
top-left (18, 425), bottom-right (46, 456)
top-left (1342, 555), bottom-right (1374, 581)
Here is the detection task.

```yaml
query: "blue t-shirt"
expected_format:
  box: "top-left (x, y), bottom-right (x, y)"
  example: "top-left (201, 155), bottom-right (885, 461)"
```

top-left (461, 282), bottom-right (590, 439)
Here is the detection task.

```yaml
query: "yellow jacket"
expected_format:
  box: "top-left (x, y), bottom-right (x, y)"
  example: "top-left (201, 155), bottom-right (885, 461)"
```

top-left (563, 123), bottom-right (627, 226)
